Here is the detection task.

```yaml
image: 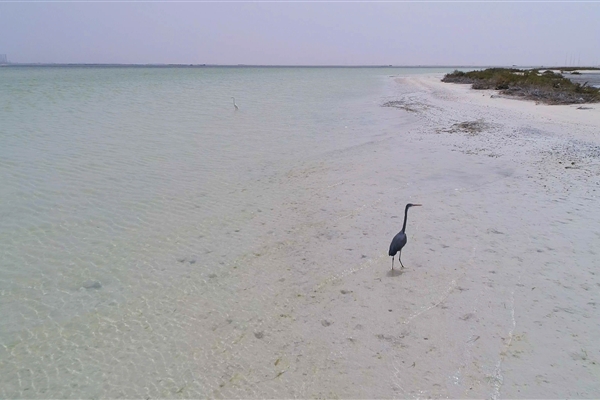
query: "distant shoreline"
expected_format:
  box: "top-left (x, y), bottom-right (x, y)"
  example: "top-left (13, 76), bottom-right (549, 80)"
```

top-left (4, 63), bottom-right (598, 69)
top-left (1, 63), bottom-right (478, 68)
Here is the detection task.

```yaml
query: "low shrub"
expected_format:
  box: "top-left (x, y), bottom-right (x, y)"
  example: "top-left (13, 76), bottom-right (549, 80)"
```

top-left (442, 68), bottom-right (600, 104)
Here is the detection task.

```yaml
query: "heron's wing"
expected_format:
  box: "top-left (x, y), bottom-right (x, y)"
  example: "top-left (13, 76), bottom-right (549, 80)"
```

top-left (389, 232), bottom-right (407, 255)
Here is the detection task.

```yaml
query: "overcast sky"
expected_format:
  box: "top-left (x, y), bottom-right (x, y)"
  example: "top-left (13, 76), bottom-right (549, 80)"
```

top-left (1, 1), bottom-right (599, 66)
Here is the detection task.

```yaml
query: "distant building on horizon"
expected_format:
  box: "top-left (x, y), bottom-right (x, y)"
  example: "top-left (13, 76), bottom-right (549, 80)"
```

top-left (0, 54), bottom-right (7, 64)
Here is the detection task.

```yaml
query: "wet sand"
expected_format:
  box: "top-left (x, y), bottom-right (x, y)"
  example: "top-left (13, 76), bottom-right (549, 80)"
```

top-left (3, 73), bottom-right (599, 398)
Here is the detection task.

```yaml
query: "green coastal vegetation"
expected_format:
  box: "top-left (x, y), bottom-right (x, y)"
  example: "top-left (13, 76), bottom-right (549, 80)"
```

top-left (442, 68), bottom-right (600, 104)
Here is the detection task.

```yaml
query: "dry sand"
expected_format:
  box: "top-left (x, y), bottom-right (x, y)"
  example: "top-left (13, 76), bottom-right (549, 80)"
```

top-left (209, 74), bottom-right (600, 398)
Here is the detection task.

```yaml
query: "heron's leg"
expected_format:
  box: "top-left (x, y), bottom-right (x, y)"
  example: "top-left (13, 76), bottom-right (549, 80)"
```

top-left (391, 256), bottom-right (394, 270)
top-left (399, 251), bottom-right (405, 269)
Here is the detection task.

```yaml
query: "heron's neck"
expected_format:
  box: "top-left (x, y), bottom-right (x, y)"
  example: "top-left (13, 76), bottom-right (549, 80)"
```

top-left (401, 205), bottom-right (409, 233)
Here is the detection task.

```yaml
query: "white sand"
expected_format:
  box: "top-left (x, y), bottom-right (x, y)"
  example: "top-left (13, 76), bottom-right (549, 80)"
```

top-left (357, 75), bottom-right (600, 398)
top-left (215, 74), bottom-right (600, 398)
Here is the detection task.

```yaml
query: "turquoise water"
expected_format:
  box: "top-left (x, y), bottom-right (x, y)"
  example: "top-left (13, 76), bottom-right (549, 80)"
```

top-left (0, 66), bottom-right (451, 397)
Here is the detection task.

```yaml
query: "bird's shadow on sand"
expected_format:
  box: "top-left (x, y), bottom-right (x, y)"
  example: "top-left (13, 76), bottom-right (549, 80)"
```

top-left (386, 269), bottom-right (406, 278)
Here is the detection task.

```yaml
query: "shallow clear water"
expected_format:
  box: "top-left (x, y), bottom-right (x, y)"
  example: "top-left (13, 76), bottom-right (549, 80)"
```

top-left (0, 66), bottom-right (452, 397)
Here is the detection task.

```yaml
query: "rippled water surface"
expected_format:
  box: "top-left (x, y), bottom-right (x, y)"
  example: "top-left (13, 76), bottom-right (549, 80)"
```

top-left (0, 66), bottom-right (450, 397)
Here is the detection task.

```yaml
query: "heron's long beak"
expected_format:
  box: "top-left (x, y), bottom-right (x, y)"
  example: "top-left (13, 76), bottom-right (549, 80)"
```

top-left (413, 204), bottom-right (422, 206)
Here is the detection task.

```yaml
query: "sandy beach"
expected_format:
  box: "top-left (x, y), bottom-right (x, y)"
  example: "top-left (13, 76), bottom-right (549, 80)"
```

top-left (199, 74), bottom-right (600, 398)
top-left (3, 72), bottom-right (599, 399)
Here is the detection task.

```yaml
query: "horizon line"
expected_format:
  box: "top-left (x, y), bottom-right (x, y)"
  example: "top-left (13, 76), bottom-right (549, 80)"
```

top-left (3, 62), bottom-right (595, 68)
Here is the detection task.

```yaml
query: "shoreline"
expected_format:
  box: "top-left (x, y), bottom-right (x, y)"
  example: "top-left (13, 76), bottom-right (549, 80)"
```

top-left (2, 71), bottom-right (599, 398)
top-left (199, 73), bottom-right (600, 397)
top-left (248, 73), bottom-right (600, 398)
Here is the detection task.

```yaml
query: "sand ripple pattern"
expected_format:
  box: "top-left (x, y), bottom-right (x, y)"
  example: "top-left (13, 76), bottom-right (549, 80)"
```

top-left (0, 66), bottom-right (439, 398)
